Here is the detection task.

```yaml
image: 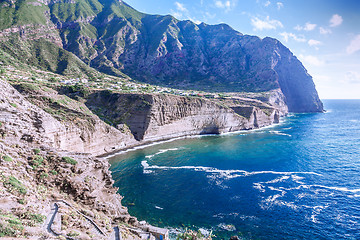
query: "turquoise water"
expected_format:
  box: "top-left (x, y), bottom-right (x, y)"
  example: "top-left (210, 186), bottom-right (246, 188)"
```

top-left (109, 100), bottom-right (360, 239)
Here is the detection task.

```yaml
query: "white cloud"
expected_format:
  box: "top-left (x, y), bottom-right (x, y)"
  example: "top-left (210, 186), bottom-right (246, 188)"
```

top-left (251, 16), bottom-right (283, 31)
top-left (329, 14), bottom-right (343, 27)
top-left (175, 2), bottom-right (187, 12)
top-left (264, 0), bottom-right (271, 7)
top-left (280, 32), bottom-right (306, 42)
top-left (345, 71), bottom-right (360, 84)
top-left (214, 0), bottom-right (236, 11)
top-left (346, 34), bottom-right (360, 54)
top-left (215, 0), bottom-right (230, 8)
top-left (319, 27), bottom-right (332, 35)
top-left (308, 39), bottom-right (322, 47)
top-left (276, 2), bottom-right (283, 10)
top-left (299, 54), bottom-right (325, 67)
top-left (294, 22), bottom-right (317, 31)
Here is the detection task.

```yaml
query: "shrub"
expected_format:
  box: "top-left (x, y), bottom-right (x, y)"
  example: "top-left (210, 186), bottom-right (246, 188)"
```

top-left (40, 173), bottom-right (48, 179)
top-left (2, 155), bottom-right (12, 162)
top-left (62, 157), bottom-right (77, 165)
top-left (0, 225), bottom-right (16, 237)
top-left (21, 212), bottom-right (45, 226)
top-left (67, 231), bottom-right (80, 237)
top-left (32, 155), bottom-right (44, 168)
top-left (4, 176), bottom-right (27, 195)
top-left (33, 149), bottom-right (40, 154)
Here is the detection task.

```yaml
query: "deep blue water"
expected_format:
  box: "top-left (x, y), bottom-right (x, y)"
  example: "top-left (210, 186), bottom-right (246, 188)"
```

top-left (109, 100), bottom-right (360, 239)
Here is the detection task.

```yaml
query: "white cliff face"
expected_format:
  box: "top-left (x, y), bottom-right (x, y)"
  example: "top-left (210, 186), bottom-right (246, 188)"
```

top-left (85, 91), bottom-right (285, 149)
top-left (5, 80), bottom-right (286, 158)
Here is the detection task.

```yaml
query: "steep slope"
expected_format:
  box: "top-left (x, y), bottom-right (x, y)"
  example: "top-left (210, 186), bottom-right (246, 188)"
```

top-left (0, 0), bottom-right (323, 112)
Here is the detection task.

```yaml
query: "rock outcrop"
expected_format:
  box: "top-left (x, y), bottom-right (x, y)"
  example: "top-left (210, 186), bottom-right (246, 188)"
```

top-left (0, 79), bottom-right (143, 239)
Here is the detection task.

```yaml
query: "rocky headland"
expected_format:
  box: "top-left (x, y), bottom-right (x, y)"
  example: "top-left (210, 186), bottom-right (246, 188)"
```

top-left (0, 73), bottom-right (286, 239)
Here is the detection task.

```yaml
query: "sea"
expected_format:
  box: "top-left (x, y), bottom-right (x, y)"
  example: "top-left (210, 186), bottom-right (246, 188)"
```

top-left (108, 99), bottom-right (360, 240)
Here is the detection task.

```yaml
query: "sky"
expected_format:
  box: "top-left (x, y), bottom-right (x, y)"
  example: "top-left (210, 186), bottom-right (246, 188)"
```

top-left (125, 0), bottom-right (360, 99)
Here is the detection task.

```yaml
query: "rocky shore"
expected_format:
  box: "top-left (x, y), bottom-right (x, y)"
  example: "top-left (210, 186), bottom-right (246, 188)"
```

top-left (0, 77), bottom-right (287, 239)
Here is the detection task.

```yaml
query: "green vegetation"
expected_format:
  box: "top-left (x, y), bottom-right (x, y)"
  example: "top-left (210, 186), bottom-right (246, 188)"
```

top-left (50, 170), bottom-right (58, 175)
top-left (40, 173), bottom-right (48, 179)
top-left (20, 212), bottom-right (45, 226)
top-left (62, 156), bottom-right (77, 165)
top-left (33, 148), bottom-right (41, 154)
top-left (9, 103), bottom-right (17, 108)
top-left (67, 231), bottom-right (80, 237)
top-left (2, 155), bottom-right (12, 162)
top-left (3, 176), bottom-right (27, 195)
top-left (31, 155), bottom-right (44, 169)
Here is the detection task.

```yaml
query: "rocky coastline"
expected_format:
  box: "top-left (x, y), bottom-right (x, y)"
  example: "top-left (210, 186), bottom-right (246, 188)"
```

top-left (0, 76), bottom-right (287, 239)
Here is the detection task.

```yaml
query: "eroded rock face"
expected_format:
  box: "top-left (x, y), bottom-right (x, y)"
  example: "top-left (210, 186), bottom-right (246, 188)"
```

top-left (86, 91), bottom-right (284, 144)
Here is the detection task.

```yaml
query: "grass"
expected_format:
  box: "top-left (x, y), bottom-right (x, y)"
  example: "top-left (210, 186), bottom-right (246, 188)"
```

top-left (50, 170), bottom-right (58, 175)
top-left (3, 176), bottom-right (27, 195)
top-left (9, 103), bottom-right (17, 108)
top-left (62, 156), bottom-right (77, 165)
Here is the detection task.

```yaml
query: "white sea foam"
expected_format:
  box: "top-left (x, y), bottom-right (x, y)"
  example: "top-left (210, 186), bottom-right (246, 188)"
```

top-left (264, 176), bottom-right (290, 184)
top-left (310, 205), bottom-right (329, 223)
top-left (141, 160), bottom-right (322, 179)
top-left (145, 147), bottom-right (183, 159)
top-left (253, 183), bottom-right (266, 192)
top-left (155, 205), bottom-right (164, 210)
top-left (269, 130), bottom-right (292, 137)
top-left (311, 185), bottom-right (360, 193)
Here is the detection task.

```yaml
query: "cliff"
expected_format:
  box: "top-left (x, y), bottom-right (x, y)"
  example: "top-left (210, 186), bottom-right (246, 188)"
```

top-left (84, 90), bottom-right (283, 145)
top-left (13, 81), bottom-right (285, 156)
top-left (0, 79), bottom-right (141, 239)
top-left (0, 74), bottom-right (284, 238)
top-left (0, 0), bottom-right (323, 113)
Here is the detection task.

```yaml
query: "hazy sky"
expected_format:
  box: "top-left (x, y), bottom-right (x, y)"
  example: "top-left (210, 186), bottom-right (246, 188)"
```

top-left (125, 0), bottom-right (360, 99)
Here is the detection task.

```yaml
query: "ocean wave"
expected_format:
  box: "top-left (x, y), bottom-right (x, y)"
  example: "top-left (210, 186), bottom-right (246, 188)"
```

top-left (141, 160), bottom-right (322, 179)
top-left (145, 147), bottom-right (184, 159)
top-left (269, 130), bottom-right (292, 137)
top-left (311, 185), bottom-right (360, 193)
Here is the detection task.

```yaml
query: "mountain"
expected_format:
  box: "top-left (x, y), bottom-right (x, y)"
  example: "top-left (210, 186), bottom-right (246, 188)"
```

top-left (0, 0), bottom-right (323, 112)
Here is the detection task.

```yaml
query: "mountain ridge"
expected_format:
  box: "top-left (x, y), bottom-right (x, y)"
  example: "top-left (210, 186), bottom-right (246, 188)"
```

top-left (0, 0), bottom-right (323, 112)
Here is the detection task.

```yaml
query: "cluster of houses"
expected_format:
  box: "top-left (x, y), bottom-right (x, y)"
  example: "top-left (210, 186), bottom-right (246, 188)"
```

top-left (3, 66), bottom-right (223, 99)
